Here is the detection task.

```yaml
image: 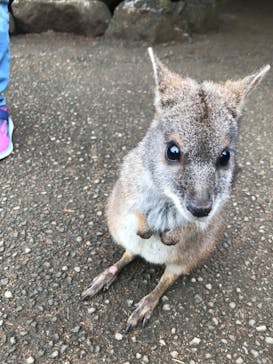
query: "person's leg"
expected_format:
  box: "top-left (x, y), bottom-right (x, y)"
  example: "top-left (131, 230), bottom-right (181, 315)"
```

top-left (0, 0), bottom-right (14, 159)
top-left (0, 0), bottom-right (10, 106)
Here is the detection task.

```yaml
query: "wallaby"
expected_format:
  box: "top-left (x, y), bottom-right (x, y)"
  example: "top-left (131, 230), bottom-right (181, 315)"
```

top-left (82, 48), bottom-right (270, 331)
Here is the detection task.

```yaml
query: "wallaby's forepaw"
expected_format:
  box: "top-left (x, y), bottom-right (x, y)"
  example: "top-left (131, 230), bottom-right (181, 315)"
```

top-left (124, 294), bottom-right (159, 332)
top-left (82, 266), bottom-right (118, 300)
top-left (136, 229), bottom-right (153, 239)
top-left (160, 230), bottom-right (179, 246)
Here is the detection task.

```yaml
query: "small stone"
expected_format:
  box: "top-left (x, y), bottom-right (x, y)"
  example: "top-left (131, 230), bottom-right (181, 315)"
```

top-left (190, 337), bottom-right (201, 346)
top-left (4, 290), bottom-right (13, 299)
top-left (265, 337), bottom-right (273, 344)
top-left (71, 326), bottom-right (80, 333)
top-left (115, 332), bottom-right (123, 341)
top-left (88, 307), bottom-right (96, 314)
top-left (212, 317), bottom-right (219, 326)
top-left (256, 325), bottom-right (267, 332)
top-left (229, 302), bottom-right (236, 309)
top-left (159, 339), bottom-right (166, 346)
top-left (136, 353), bottom-right (142, 359)
top-left (10, 336), bottom-right (16, 345)
top-left (74, 267), bottom-right (81, 273)
top-left (24, 247), bottom-right (32, 253)
top-left (0, 277), bottom-right (8, 285)
top-left (235, 357), bottom-right (243, 364)
top-left (194, 294), bottom-right (202, 303)
top-left (26, 357), bottom-right (35, 364)
top-left (250, 350), bottom-right (259, 358)
top-left (50, 350), bottom-right (59, 359)
top-left (142, 355), bottom-right (149, 363)
top-left (162, 304), bottom-right (171, 311)
top-left (127, 299), bottom-right (133, 307)
top-left (205, 283), bottom-right (212, 290)
top-left (248, 319), bottom-right (255, 327)
top-left (170, 351), bottom-right (179, 358)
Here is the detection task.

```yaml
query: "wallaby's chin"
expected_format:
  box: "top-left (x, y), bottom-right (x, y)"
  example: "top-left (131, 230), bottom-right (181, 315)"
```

top-left (163, 188), bottom-right (205, 225)
top-left (164, 188), bottom-right (225, 230)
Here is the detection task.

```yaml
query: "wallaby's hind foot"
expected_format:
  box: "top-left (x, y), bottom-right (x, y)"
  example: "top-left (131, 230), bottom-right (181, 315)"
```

top-left (125, 270), bottom-right (180, 331)
top-left (82, 250), bottom-right (136, 299)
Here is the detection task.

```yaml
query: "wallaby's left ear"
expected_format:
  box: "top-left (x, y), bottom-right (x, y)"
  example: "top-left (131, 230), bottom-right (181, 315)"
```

top-left (148, 47), bottom-right (186, 111)
top-left (225, 64), bottom-right (270, 112)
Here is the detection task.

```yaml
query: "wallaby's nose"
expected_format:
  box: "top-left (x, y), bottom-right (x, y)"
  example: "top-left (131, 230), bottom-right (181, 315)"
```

top-left (186, 198), bottom-right (212, 218)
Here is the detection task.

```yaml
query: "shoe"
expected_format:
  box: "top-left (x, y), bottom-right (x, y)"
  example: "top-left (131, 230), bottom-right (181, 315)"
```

top-left (0, 107), bottom-right (14, 160)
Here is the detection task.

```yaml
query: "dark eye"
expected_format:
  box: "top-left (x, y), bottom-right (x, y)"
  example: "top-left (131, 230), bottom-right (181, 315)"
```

top-left (218, 149), bottom-right (230, 167)
top-left (166, 142), bottom-right (181, 162)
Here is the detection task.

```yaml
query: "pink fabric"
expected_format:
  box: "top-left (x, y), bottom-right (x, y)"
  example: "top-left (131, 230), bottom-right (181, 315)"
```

top-left (0, 106), bottom-right (10, 153)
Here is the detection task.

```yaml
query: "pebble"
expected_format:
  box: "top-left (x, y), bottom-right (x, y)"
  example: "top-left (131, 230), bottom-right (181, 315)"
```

top-left (250, 349), bottom-right (259, 358)
top-left (190, 337), bottom-right (201, 346)
top-left (256, 325), bottom-right (267, 332)
top-left (136, 353), bottom-right (142, 359)
top-left (88, 307), bottom-right (96, 314)
top-left (170, 351), bottom-right (179, 358)
top-left (235, 357), bottom-right (244, 364)
top-left (0, 277), bottom-right (8, 285)
top-left (229, 302), bottom-right (236, 309)
top-left (26, 357), bottom-right (35, 364)
top-left (115, 333), bottom-right (123, 341)
top-left (50, 350), bottom-right (59, 359)
top-left (4, 290), bottom-right (13, 299)
top-left (205, 283), bottom-right (212, 290)
top-left (265, 337), bottom-right (273, 344)
top-left (142, 355), bottom-right (149, 363)
top-left (248, 319), bottom-right (255, 327)
top-left (194, 294), bottom-right (202, 303)
top-left (74, 267), bottom-right (81, 273)
top-left (162, 304), bottom-right (171, 311)
top-left (24, 247), bottom-right (32, 253)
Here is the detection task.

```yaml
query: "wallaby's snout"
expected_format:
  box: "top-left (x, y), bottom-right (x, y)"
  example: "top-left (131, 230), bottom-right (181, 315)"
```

top-left (185, 194), bottom-right (213, 218)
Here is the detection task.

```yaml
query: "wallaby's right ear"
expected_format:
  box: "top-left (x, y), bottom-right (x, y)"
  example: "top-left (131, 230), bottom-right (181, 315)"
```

top-left (224, 64), bottom-right (270, 114)
top-left (148, 47), bottom-right (185, 111)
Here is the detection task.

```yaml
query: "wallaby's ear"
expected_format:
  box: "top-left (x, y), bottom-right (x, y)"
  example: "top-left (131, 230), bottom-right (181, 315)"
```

top-left (225, 65), bottom-right (270, 112)
top-left (148, 47), bottom-right (185, 111)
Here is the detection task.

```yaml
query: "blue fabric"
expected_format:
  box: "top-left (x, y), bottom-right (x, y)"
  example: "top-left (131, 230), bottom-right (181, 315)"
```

top-left (0, 1), bottom-right (10, 107)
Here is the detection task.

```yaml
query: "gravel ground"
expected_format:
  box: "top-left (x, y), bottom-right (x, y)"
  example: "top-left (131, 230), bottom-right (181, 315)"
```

top-left (0, 2), bottom-right (273, 364)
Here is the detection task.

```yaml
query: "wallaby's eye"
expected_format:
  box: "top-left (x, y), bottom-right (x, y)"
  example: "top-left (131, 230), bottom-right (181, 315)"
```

top-left (218, 149), bottom-right (230, 167)
top-left (166, 142), bottom-right (181, 162)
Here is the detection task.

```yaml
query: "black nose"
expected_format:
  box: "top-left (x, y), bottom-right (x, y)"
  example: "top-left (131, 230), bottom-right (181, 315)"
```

top-left (186, 199), bottom-right (212, 218)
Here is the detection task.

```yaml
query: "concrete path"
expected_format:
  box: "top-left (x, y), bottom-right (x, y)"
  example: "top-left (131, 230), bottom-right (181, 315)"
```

top-left (0, 2), bottom-right (272, 363)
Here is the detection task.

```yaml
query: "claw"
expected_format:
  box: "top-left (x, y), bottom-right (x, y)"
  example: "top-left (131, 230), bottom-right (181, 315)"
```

top-left (124, 323), bottom-right (132, 334)
top-left (142, 315), bottom-right (151, 328)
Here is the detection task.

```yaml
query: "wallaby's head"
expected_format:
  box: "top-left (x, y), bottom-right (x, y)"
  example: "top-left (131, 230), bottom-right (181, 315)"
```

top-left (145, 48), bottom-right (270, 226)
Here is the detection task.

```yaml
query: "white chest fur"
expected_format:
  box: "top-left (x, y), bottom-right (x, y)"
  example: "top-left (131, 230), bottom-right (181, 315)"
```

top-left (114, 210), bottom-right (178, 264)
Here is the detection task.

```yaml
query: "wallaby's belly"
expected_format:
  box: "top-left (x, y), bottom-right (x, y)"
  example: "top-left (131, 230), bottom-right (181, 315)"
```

top-left (109, 211), bottom-right (178, 265)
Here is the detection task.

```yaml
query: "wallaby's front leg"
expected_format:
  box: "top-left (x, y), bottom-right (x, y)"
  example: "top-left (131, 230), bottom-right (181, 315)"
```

top-left (82, 250), bottom-right (136, 299)
top-left (125, 268), bottom-right (181, 331)
top-left (134, 209), bottom-right (153, 239)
